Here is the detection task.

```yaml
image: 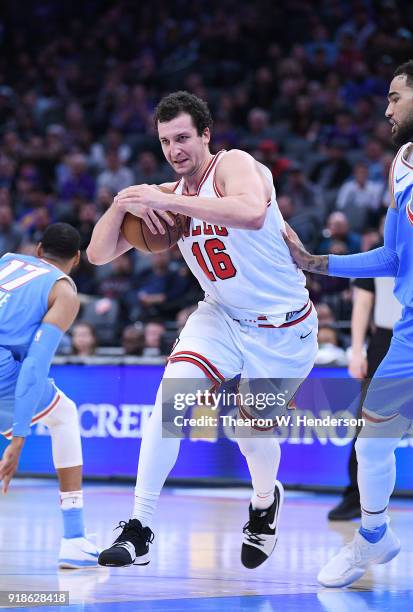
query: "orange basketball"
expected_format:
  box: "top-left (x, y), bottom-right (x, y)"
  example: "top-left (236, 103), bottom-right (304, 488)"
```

top-left (120, 186), bottom-right (187, 253)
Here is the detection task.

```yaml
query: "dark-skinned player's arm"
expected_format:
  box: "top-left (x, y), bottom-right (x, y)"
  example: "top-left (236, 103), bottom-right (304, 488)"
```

top-left (283, 205), bottom-right (398, 278)
top-left (0, 280), bottom-right (79, 494)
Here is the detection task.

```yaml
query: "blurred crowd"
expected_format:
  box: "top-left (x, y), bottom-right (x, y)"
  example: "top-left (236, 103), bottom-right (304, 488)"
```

top-left (1, 0), bottom-right (412, 361)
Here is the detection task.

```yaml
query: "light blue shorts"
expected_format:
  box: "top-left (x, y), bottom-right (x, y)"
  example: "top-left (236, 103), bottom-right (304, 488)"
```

top-left (0, 347), bottom-right (57, 438)
top-left (364, 306), bottom-right (413, 419)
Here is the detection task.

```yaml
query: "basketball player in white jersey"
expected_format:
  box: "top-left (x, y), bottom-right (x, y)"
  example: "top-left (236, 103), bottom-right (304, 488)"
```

top-left (87, 91), bottom-right (318, 570)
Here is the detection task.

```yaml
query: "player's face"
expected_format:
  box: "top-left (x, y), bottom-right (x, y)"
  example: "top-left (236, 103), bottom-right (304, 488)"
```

top-left (158, 113), bottom-right (210, 176)
top-left (385, 75), bottom-right (413, 147)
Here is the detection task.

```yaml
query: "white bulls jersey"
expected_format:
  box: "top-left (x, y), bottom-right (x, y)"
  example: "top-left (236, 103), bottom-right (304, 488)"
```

top-left (176, 150), bottom-right (309, 323)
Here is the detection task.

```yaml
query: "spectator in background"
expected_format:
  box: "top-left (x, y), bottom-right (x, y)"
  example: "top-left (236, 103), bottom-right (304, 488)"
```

top-left (13, 163), bottom-right (43, 217)
top-left (315, 302), bottom-right (336, 327)
top-left (240, 108), bottom-right (278, 150)
top-left (95, 186), bottom-right (115, 215)
top-left (363, 138), bottom-right (387, 183)
top-left (209, 114), bottom-right (240, 153)
top-left (315, 325), bottom-right (347, 366)
top-left (1, 130), bottom-right (23, 162)
top-left (96, 150), bottom-right (134, 194)
top-left (75, 202), bottom-right (98, 250)
top-left (97, 253), bottom-right (136, 301)
top-left (71, 322), bottom-right (98, 357)
top-left (310, 140), bottom-right (353, 192)
top-left (280, 162), bottom-right (326, 228)
top-left (336, 162), bottom-right (384, 232)
top-left (278, 194), bottom-right (320, 251)
top-left (317, 211), bottom-right (361, 255)
top-left (0, 155), bottom-right (16, 190)
top-left (58, 153), bottom-right (95, 202)
top-left (134, 151), bottom-right (173, 185)
top-left (0, 204), bottom-right (24, 255)
top-left (22, 206), bottom-right (52, 244)
top-left (90, 128), bottom-right (132, 172)
top-left (254, 140), bottom-right (291, 182)
top-left (122, 325), bottom-right (145, 356)
top-left (133, 251), bottom-right (193, 322)
top-left (142, 321), bottom-right (166, 357)
top-left (323, 110), bottom-right (362, 150)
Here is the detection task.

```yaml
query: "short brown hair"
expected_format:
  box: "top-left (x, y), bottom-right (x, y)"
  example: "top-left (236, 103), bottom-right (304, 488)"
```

top-left (154, 91), bottom-right (213, 136)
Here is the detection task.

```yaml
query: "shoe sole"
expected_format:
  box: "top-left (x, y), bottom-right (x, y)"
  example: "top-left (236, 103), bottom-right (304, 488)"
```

top-left (58, 560), bottom-right (100, 569)
top-left (98, 552), bottom-right (151, 568)
top-left (318, 542), bottom-right (401, 588)
top-left (377, 542), bottom-right (401, 564)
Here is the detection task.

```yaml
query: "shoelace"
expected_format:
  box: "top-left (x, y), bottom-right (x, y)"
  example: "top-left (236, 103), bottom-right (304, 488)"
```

top-left (113, 520), bottom-right (154, 547)
top-left (243, 527), bottom-right (265, 546)
top-left (242, 511), bottom-right (269, 547)
top-left (344, 536), bottom-right (369, 566)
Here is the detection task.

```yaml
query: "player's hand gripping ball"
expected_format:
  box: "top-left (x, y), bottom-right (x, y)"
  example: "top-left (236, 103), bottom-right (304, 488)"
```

top-left (121, 186), bottom-right (187, 252)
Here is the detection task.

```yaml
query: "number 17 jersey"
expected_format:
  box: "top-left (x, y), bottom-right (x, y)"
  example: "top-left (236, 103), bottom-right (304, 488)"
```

top-left (0, 253), bottom-right (75, 361)
top-left (176, 151), bottom-right (309, 320)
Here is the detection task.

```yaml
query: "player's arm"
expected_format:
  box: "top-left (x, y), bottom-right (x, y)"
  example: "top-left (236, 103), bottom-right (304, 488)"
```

top-left (87, 185), bottom-right (176, 265)
top-left (116, 151), bottom-right (269, 229)
top-left (86, 201), bottom-right (133, 265)
top-left (348, 285), bottom-right (374, 379)
top-left (0, 281), bottom-right (79, 493)
top-left (283, 206), bottom-right (399, 277)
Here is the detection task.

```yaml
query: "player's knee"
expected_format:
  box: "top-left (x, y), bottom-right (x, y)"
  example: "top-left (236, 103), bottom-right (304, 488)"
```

top-left (237, 436), bottom-right (258, 456)
top-left (355, 435), bottom-right (393, 467)
top-left (42, 393), bottom-right (79, 431)
top-left (355, 436), bottom-right (370, 463)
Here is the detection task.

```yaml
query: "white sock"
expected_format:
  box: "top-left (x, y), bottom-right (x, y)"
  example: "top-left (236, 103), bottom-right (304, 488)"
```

top-left (251, 489), bottom-right (275, 510)
top-left (60, 490), bottom-right (83, 510)
top-left (132, 488), bottom-right (159, 528)
top-left (361, 508), bottom-right (388, 531)
top-left (133, 361), bottom-right (211, 528)
top-left (237, 435), bottom-right (280, 511)
top-left (356, 429), bottom-right (405, 532)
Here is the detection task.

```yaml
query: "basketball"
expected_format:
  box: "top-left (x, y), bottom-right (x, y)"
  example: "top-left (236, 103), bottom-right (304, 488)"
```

top-left (120, 186), bottom-right (187, 252)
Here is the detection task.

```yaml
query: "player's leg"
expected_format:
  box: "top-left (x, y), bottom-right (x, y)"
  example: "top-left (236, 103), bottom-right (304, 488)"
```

top-left (39, 386), bottom-right (100, 568)
top-left (318, 337), bottom-right (412, 587)
top-left (238, 306), bottom-right (318, 569)
top-left (98, 360), bottom-right (219, 567)
top-left (98, 300), bottom-right (240, 567)
top-left (236, 423), bottom-right (283, 569)
top-left (317, 414), bottom-right (407, 588)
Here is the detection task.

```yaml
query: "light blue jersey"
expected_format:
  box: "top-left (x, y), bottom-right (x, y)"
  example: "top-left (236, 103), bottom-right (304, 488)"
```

top-left (391, 143), bottom-right (413, 307)
top-left (0, 253), bottom-right (74, 435)
top-left (363, 143), bottom-right (413, 419)
top-left (0, 253), bottom-right (72, 361)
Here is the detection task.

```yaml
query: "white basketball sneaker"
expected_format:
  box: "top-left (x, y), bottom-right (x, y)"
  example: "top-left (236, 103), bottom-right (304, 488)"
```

top-left (58, 536), bottom-right (101, 569)
top-left (317, 525), bottom-right (401, 588)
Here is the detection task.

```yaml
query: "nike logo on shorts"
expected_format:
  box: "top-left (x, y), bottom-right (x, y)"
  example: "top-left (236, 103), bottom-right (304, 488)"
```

top-left (300, 330), bottom-right (313, 339)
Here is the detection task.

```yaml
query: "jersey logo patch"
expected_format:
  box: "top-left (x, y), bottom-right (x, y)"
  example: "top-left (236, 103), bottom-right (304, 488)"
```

top-left (395, 172), bottom-right (409, 184)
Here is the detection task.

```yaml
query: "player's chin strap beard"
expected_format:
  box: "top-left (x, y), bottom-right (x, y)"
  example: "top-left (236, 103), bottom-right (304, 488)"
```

top-left (392, 119), bottom-right (413, 148)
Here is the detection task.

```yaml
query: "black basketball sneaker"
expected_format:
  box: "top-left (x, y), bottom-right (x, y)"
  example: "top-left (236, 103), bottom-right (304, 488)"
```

top-left (98, 519), bottom-right (154, 567)
top-left (241, 480), bottom-right (284, 569)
